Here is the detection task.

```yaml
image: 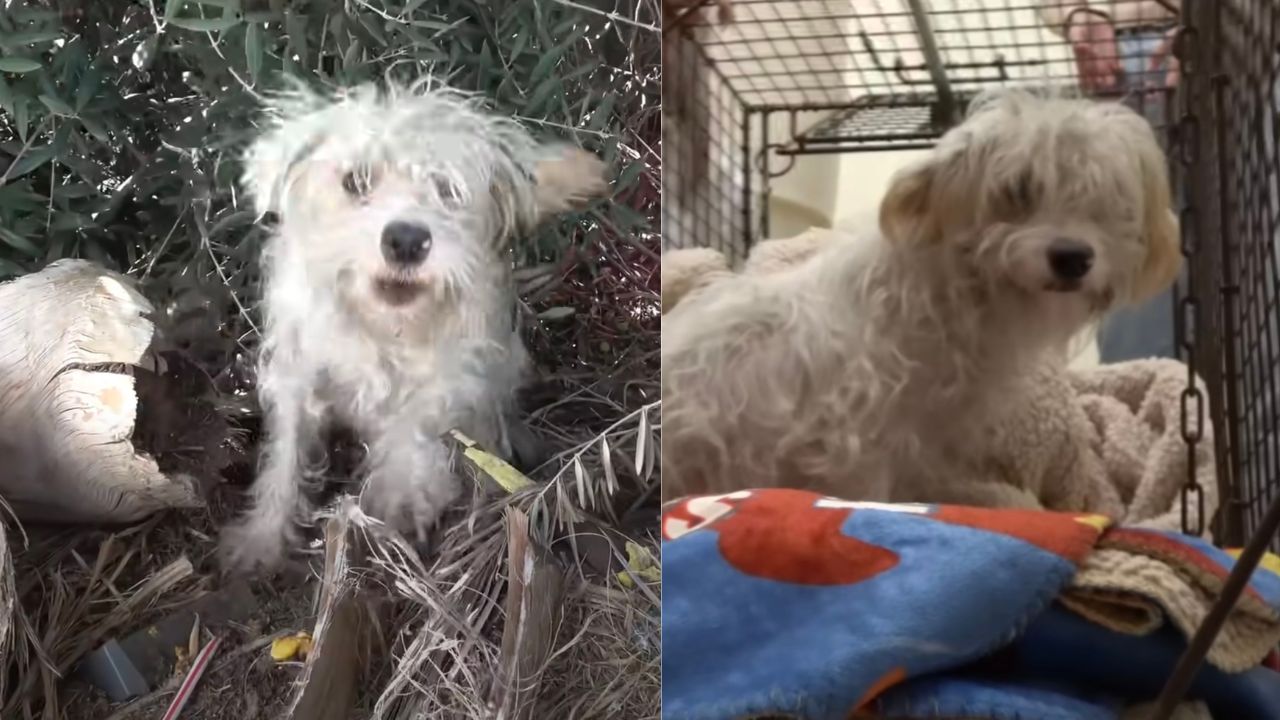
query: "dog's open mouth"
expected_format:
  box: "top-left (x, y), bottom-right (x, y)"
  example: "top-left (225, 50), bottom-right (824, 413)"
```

top-left (373, 276), bottom-right (426, 306)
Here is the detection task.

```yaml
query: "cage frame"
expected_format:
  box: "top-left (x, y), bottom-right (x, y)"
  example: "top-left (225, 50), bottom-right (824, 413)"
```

top-left (662, 1), bottom-right (1280, 717)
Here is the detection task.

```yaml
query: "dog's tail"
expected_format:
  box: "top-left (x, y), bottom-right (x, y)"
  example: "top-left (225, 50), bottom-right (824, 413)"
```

top-left (661, 247), bottom-right (732, 314)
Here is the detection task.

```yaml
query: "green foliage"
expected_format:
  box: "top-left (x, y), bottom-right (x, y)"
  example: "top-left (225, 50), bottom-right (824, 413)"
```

top-left (0, 0), bottom-right (659, 378)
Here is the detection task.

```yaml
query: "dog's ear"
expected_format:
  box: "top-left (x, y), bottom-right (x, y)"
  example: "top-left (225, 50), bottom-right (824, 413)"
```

top-left (531, 144), bottom-right (609, 221)
top-left (1128, 118), bottom-right (1183, 303)
top-left (879, 158), bottom-right (941, 245)
top-left (243, 129), bottom-right (328, 217)
top-left (1133, 206), bottom-right (1182, 303)
top-left (242, 86), bottom-right (333, 217)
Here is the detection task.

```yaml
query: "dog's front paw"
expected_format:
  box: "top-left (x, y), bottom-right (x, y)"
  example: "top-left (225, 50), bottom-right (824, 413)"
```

top-left (218, 516), bottom-right (295, 576)
top-left (361, 471), bottom-right (460, 542)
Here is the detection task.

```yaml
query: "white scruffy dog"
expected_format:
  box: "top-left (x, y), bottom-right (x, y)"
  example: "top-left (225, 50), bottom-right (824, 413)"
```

top-left (661, 90), bottom-right (1182, 506)
top-left (221, 79), bottom-right (606, 573)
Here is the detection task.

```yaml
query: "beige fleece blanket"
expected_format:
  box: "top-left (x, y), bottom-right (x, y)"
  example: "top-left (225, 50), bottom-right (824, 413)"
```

top-left (932, 356), bottom-right (1219, 545)
top-left (1066, 358), bottom-right (1219, 532)
top-left (997, 361), bottom-right (1280, 682)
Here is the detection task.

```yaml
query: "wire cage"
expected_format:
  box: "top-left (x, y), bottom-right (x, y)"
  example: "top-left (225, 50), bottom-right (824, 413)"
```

top-left (1198, 0), bottom-right (1280, 552)
top-left (661, 0), bottom-right (1180, 256)
top-left (662, 0), bottom-right (1280, 716)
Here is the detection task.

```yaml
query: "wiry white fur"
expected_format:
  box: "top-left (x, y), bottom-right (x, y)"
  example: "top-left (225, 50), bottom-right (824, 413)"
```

top-left (662, 90), bottom-right (1181, 505)
top-left (221, 78), bottom-right (606, 573)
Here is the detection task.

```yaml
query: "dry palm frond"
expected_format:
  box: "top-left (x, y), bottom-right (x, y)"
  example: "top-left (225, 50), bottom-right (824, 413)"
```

top-left (528, 401), bottom-right (661, 535)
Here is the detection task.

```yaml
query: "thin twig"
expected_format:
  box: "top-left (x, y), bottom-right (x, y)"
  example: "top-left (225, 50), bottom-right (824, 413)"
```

top-left (551, 0), bottom-right (658, 31)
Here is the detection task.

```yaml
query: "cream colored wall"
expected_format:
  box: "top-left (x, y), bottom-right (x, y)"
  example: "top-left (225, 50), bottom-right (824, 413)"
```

top-left (830, 149), bottom-right (931, 230)
top-left (763, 111), bottom-right (843, 234)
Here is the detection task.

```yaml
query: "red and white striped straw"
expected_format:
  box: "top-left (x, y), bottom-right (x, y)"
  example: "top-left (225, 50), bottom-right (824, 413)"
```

top-left (160, 635), bottom-right (222, 720)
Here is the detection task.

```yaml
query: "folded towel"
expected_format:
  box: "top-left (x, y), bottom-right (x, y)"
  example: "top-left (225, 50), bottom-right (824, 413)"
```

top-left (1062, 527), bottom-right (1280, 672)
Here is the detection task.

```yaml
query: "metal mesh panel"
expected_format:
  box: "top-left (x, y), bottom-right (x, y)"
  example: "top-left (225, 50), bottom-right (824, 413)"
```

top-left (1198, 0), bottom-right (1280, 549)
top-left (663, 0), bottom-right (1181, 255)
top-left (663, 17), bottom-right (752, 262)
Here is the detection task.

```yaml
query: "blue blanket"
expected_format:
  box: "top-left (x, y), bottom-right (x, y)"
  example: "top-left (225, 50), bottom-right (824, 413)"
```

top-left (661, 488), bottom-right (1280, 720)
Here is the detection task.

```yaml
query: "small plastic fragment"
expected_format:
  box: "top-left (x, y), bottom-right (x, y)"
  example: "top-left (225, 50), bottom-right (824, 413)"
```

top-left (81, 639), bottom-right (150, 701)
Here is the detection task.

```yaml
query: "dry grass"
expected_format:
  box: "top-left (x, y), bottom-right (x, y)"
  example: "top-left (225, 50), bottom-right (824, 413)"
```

top-left (0, 394), bottom-right (659, 720)
top-left (0, 232), bottom-right (660, 720)
top-left (8, 220), bottom-right (659, 720)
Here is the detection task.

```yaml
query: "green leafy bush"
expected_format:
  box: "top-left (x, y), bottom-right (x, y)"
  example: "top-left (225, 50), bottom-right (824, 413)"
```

top-left (0, 0), bottom-right (659, 390)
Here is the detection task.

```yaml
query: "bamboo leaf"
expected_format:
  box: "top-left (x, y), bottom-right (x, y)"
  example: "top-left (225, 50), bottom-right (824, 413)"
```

top-left (74, 63), bottom-right (103, 111)
top-left (0, 226), bottom-right (41, 258)
top-left (285, 11), bottom-right (308, 65)
top-left (600, 436), bottom-right (617, 495)
top-left (634, 407), bottom-right (647, 476)
top-left (4, 143), bottom-right (54, 179)
top-left (79, 114), bottom-right (110, 144)
top-left (0, 57), bottom-right (41, 73)
top-left (167, 16), bottom-right (242, 32)
top-left (38, 94), bottom-right (74, 117)
top-left (573, 456), bottom-right (588, 508)
top-left (537, 306), bottom-right (575, 321)
top-left (245, 22), bottom-right (263, 83)
top-left (165, 0), bottom-right (187, 22)
top-left (615, 160), bottom-right (645, 193)
top-left (3, 30), bottom-right (62, 47)
top-left (0, 76), bottom-right (12, 115)
top-left (526, 76), bottom-right (561, 115)
top-left (586, 93), bottom-right (616, 133)
top-left (0, 257), bottom-right (24, 278)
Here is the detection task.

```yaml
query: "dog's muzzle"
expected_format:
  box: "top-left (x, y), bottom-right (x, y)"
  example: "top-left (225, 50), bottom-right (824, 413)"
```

top-left (382, 221), bottom-right (432, 266)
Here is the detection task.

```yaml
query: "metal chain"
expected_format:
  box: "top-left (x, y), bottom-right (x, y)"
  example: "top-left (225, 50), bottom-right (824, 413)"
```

top-left (1175, 21), bottom-right (1206, 537)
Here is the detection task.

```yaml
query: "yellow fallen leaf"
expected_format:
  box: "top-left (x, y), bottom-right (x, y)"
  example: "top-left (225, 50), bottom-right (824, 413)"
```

top-left (448, 429), bottom-right (533, 493)
top-left (464, 445), bottom-right (533, 493)
top-left (616, 541), bottom-right (660, 588)
top-left (270, 632), bottom-right (314, 662)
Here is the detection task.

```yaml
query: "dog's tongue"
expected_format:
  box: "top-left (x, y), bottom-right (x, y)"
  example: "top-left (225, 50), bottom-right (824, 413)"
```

top-left (374, 278), bottom-right (424, 306)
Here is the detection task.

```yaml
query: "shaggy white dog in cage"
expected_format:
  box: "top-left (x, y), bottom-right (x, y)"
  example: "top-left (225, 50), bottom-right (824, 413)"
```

top-left (220, 79), bottom-right (607, 573)
top-left (661, 89), bottom-right (1182, 506)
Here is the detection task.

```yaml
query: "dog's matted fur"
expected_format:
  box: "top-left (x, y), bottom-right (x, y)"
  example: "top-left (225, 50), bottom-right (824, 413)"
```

top-left (221, 78), bottom-right (607, 573)
top-left (661, 90), bottom-right (1181, 506)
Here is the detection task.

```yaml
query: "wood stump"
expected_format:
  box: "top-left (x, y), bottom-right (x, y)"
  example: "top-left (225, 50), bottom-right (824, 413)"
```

top-left (0, 260), bottom-right (203, 524)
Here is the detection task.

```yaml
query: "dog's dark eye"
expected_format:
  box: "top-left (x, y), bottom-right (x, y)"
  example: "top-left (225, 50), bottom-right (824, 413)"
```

top-left (434, 176), bottom-right (463, 208)
top-left (1004, 173), bottom-right (1036, 212)
top-left (342, 167), bottom-right (375, 199)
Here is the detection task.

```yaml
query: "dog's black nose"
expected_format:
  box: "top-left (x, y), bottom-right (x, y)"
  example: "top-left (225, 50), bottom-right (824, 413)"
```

top-left (381, 221), bottom-right (432, 266)
top-left (1047, 239), bottom-right (1094, 281)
